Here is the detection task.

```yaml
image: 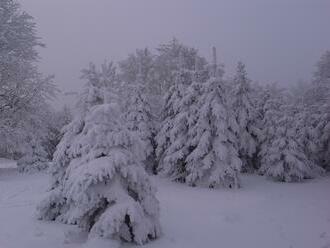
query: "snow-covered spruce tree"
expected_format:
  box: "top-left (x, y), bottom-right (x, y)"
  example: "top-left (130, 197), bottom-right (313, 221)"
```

top-left (37, 62), bottom-right (161, 245)
top-left (154, 38), bottom-right (207, 94)
top-left (252, 83), bottom-right (281, 163)
top-left (258, 92), bottom-right (324, 182)
top-left (155, 78), bottom-right (184, 175)
top-left (309, 51), bottom-right (330, 170)
top-left (314, 110), bottom-right (330, 170)
top-left (230, 62), bottom-right (258, 172)
top-left (118, 48), bottom-right (162, 115)
top-left (156, 60), bottom-right (199, 182)
top-left (310, 51), bottom-right (330, 107)
top-left (124, 81), bottom-right (156, 174)
top-left (184, 75), bottom-right (242, 188)
top-left (0, 0), bottom-right (41, 63)
top-left (44, 62), bottom-right (120, 188)
top-left (293, 106), bottom-right (318, 165)
top-left (290, 51), bottom-right (330, 171)
top-left (118, 40), bottom-right (209, 120)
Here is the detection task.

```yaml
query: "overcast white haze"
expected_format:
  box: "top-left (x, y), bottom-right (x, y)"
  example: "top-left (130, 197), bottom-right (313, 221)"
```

top-left (18, 0), bottom-right (330, 106)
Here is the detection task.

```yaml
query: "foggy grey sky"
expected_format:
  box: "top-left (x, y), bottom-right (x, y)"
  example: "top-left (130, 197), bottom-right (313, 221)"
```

top-left (19, 0), bottom-right (330, 96)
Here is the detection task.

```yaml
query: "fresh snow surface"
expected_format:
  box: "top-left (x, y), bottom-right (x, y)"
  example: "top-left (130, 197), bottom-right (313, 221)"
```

top-left (0, 159), bottom-right (330, 248)
top-left (0, 158), bottom-right (17, 169)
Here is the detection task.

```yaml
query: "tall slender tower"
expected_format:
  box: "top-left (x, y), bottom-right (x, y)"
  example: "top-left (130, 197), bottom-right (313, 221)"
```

top-left (212, 46), bottom-right (217, 77)
top-left (136, 60), bottom-right (143, 84)
top-left (178, 49), bottom-right (185, 70)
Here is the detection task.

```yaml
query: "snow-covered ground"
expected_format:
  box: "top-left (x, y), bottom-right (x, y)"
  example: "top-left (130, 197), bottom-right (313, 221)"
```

top-left (1, 159), bottom-right (330, 248)
top-left (0, 158), bottom-right (17, 169)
